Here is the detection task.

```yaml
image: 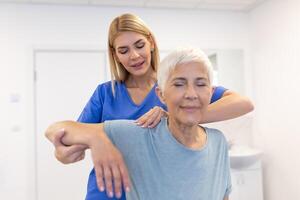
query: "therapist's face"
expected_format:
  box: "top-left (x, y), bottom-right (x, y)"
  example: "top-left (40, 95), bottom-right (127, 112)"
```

top-left (113, 31), bottom-right (154, 78)
top-left (157, 61), bottom-right (212, 126)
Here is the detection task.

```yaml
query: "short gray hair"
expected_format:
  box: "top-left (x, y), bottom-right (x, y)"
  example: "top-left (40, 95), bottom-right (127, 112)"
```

top-left (157, 46), bottom-right (213, 91)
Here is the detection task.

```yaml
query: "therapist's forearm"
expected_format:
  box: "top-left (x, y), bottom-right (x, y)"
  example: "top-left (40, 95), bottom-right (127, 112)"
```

top-left (45, 121), bottom-right (104, 147)
top-left (201, 90), bottom-right (254, 123)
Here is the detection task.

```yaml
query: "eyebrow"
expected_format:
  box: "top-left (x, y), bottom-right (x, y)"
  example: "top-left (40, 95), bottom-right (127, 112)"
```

top-left (171, 77), bottom-right (208, 81)
top-left (116, 39), bottom-right (144, 50)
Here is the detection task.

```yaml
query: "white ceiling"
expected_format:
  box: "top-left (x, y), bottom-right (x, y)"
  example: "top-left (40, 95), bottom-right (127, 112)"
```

top-left (0, 0), bottom-right (266, 11)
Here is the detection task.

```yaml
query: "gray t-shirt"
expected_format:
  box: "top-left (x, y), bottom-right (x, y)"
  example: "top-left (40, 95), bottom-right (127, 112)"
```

top-left (104, 117), bottom-right (231, 200)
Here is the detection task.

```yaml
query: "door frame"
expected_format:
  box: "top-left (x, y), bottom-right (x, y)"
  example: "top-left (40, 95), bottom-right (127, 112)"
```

top-left (31, 45), bottom-right (107, 200)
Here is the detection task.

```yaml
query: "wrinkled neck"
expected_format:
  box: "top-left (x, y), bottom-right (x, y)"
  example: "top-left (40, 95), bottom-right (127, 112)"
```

top-left (168, 118), bottom-right (206, 149)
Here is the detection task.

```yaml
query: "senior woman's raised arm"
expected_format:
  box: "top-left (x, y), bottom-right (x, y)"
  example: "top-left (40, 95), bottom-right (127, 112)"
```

top-left (45, 121), bottom-right (130, 199)
top-left (201, 89), bottom-right (254, 124)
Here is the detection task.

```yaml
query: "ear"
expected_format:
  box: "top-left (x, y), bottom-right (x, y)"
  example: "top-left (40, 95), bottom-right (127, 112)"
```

top-left (155, 86), bottom-right (165, 104)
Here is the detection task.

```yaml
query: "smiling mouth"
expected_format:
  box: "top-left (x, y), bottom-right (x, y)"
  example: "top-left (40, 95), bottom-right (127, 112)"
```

top-left (180, 106), bottom-right (200, 111)
top-left (131, 61), bottom-right (145, 68)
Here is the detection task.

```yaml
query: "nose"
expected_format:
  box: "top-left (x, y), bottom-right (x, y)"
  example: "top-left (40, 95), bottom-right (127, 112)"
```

top-left (129, 49), bottom-right (140, 60)
top-left (184, 85), bottom-right (198, 99)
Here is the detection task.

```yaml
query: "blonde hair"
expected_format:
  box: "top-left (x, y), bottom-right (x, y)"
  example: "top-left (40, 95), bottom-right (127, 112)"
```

top-left (107, 13), bottom-right (160, 94)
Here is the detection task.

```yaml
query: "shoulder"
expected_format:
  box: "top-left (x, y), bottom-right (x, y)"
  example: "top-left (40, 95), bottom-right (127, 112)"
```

top-left (104, 119), bottom-right (148, 137)
top-left (95, 81), bottom-right (125, 96)
top-left (204, 127), bottom-right (227, 147)
top-left (96, 81), bottom-right (113, 91)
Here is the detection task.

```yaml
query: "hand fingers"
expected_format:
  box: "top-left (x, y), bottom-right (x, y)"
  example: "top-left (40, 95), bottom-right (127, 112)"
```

top-left (142, 108), bottom-right (161, 128)
top-left (138, 106), bottom-right (163, 128)
top-left (119, 160), bottom-right (131, 193)
top-left (95, 165), bottom-right (105, 192)
top-left (55, 144), bottom-right (87, 164)
top-left (53, 129), bottom-right (66, 148)
top-left (64, 144), bottom-right (87, 155)
top-left (135, 108), bottom-right (155, 126)
top-left (136, 106), bottom-right (163, 127)
top-left (74, 152), bottom-right (85, 162)
top-left (147, 111), bottom-right (164, 128)
top-left (111, 165), bottom-right (122, 198)
top-left (103, 166), bottom-right (114, 198)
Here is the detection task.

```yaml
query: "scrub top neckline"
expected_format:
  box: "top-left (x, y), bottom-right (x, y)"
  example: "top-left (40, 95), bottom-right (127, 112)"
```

top-left (121, 82), bottom-right (158, 107)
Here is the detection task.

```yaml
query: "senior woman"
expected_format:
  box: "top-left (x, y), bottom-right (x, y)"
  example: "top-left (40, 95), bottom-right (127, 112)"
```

top-left (46, 47), bottom-right (231, 200)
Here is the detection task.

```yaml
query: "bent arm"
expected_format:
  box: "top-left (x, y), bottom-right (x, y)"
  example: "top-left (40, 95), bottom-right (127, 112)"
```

top-left (45, 121), bottom-right (130, 198)
top-left (45, 121), bottom-right (105, 147)
top-left (201, 90), bottom-right (254, 123)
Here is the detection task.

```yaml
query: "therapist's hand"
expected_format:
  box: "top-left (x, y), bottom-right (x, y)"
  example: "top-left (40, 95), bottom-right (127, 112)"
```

top-left (88, 132), bottom-right (131, 199)
top-left (53, 129), bottom-right (88, 164)
top-left (135, 106), bottom-right (168, 128)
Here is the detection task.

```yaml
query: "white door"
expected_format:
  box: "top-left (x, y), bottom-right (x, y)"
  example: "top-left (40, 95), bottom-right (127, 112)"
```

top-left (35, 50), bottom-right (107, 200)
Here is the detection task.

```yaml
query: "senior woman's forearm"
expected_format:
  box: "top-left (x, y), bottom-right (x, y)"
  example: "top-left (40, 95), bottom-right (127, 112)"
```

top-left (45, 121), bottom-right (104, 147)
top-left (201, 90), bottom-right (254, 123)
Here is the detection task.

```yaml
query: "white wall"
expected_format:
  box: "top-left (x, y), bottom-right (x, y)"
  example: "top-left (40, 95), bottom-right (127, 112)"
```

top-left (250, 0), bottom-right (300, 199)
top-left (0, 3), bottom-right (251, 200)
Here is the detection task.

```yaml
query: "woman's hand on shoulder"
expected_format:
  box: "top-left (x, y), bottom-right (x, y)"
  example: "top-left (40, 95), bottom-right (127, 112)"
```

top-left (135, 106), bottom-right (168, 128)
top-left (52, 129), bottom-right (88, 164)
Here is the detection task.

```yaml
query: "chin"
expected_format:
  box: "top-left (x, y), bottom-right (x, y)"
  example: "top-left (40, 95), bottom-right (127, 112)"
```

top-left (179, 118), bottom-right (200, 127)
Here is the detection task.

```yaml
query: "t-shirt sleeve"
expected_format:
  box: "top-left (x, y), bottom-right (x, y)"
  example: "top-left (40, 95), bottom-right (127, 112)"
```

top-left (103, 120), bottom-right (144, 155)
top-left (210, 86), bottom-right (228, 103)
top-left (77, 85), bottom-right (104, 123)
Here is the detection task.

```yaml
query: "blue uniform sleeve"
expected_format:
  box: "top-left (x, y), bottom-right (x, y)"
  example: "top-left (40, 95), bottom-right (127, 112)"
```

top-left (210, 86), bottom-right (228, 104)
top-left (77, 85), bottom-right (103, 123)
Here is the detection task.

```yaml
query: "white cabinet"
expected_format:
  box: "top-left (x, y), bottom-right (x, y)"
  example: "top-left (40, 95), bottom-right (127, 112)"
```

top-left (230, 162), bottom-right (264, 200)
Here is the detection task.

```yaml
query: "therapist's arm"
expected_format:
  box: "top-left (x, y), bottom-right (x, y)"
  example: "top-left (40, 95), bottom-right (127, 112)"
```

top-left (223, 197), bottom-right (229, 200)
top-left (45, 121), bottom-right (130, 199)
top-left (201, 90), bottom-right (254, 123)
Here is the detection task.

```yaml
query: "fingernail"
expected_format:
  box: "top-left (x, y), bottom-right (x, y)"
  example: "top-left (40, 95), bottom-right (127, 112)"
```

top-left (125, 187), bottom-right (130, 192)
top-left (109, 192), bottom-right (114, 197)
top-left (116, 192), bottom-right (121, 198)
top-left (99, 186), bottom-right (104, 191)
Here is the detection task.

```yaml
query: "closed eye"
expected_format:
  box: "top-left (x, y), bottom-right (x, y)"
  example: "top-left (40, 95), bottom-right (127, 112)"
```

top-left (195, 78), bottom-right (208, 87)
top-left (118, 48), bottom-right (128, 54)
top-left (136, 42), bottom-right (145, 49)
top-left (196, 83), bottom-right (206, 87)
top-left (173, 82), bottom-right (185, 87)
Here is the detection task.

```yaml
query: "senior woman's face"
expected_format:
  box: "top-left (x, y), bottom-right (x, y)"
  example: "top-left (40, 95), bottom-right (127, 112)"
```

top-left (159, 62), bottom-right (212, 126)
